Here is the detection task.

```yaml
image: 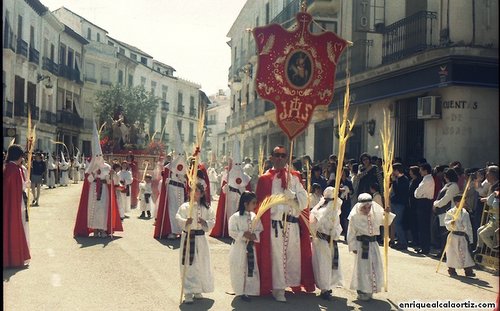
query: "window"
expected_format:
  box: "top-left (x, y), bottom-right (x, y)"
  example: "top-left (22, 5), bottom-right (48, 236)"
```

top-left (96, 33), bottom-right (100, 42)
top-left (119, 47), bottom-right (125, 54)
top-left (75, 52), bottom-right (81, 72)
top-left (43, 38), bottom-right (48, 57)
top-left (17, 15), bottom-right (23, 40)
top-left (29, 25), bottom-right (34, 47)
top-left (101, 66), bottom-right (110, 82)
top-left (189, 122), bottom-right (194, 143)
top-left (141, 57), bottom-right (147, 65)
top-left (189, 96), bottom-right (196, 116)
top-left (151, 81), bottom-right (157, 94)
top-left (130, 53), bottom-right (137, 61)
top-left (162, 85), bottom-right (168, 100)
top-left (118, 70), bottom-right (123, 84)
top-left (177, 120), bottom-right (183, 135)
top-left (141, 76), bottom-right (146, 86)
top-left (128, 74), bottom-right (133, 87)
top-left (177, 92), bottom-right (183, 114)
top-left (265, 3), bottom-right (270, 24)
top-left (85, 62), bottom-right (95, 80)
top-left (59, 44), bottom-right (66, 65)
top-left (50, 44), bottom-right (55, 61)
top-left (67, 48), bottom-right (74, 68)
top-left (108, 41), bottom-right (114, 46)
top-left (87, 28), bottom-right (91, 40)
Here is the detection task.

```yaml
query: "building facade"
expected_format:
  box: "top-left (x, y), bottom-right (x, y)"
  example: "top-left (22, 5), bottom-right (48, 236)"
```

top-left (207, 89), bottom-right (231, 159)
top-left (226, 0), bottom-right (499, 167)
top-left (4, 1), bottom-right (207, 157)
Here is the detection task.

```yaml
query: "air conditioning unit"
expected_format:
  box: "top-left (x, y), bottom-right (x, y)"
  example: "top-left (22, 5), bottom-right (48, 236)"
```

top-left (417, 96), bottom-right (442, 119)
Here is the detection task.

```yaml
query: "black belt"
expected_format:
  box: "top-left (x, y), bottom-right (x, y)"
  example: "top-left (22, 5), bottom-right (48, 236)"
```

top-left (316, 232), bottom-right (339, 269)
top-left (247, 241), bottom-right (255, 277)
top-left (229, 186), bottom-right (241, 194)
top-left (356, 235), bottom-right (377, 259)
top-left (169, 180), bottom-right (185, 188)
top-left (271, 220), bottom-right (283, 238)
top-left (144, 193), bottom-right (151, 204)
top-left (182, 229), bottom-right (205, 265)
top-left (451, 231), bottom-right (473, 256)
top-left (61, 169), bottom-right (68, 172)
top-left (285, 215), bottom-right (299, 223)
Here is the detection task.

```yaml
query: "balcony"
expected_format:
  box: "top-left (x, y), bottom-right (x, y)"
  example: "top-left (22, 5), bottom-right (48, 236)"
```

top-left (336, 39), bottom-right (373, 80)
top-left (29, 46), bottom-right (39, 65)
top-left (189, 107), bottom-right (196, 117)
top-left (84, 76), bottom-right (97, 83)
top-left (14, 101), bottom-right (39, 119)
top-left (4, 101), bottom-right (13, 118)
top-left (161, 101), bottom-right (169, 112)
top-left (16, 38), bottom-right (28, 58)
top-left (58, 64), bottom-right (81, 82)
top-left (382, 11), bottom-right (438, 64)
top-left (271, 0), bottom-right (315, 29)
top-left (40, 110), bottom-right (57, 125)
top-left (177, 106), bottom-right (185, 115)
top-left (42, 57), bottom-right (59, 75)
top-left (57, 110), bottom-right (84, 127)
top-left (3, 31), bottom-right (15, 52)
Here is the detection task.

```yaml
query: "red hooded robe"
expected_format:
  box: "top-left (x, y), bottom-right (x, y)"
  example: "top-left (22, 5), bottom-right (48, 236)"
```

top-left (73, 173), bottom-right (123, 237)
top-left (3, 162), bottom-right (31, 268)
top-left (254, 169), bottom-right (315, 295)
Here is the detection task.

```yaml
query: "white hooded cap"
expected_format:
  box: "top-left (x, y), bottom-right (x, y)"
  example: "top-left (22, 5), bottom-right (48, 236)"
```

top-left (227, 139), bottom-right (250, 188)
top-left (86, 120), bottom-right (105, 173)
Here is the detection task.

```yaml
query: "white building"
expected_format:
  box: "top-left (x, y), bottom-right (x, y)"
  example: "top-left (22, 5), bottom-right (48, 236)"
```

top-left (207, 89), bottom-right (231, 159)
top-left (226, 0), bottom-right (499, 167)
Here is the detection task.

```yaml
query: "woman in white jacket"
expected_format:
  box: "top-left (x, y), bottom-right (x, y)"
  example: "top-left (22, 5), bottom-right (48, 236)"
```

top-left (228, 191), bottom-right (263, 301)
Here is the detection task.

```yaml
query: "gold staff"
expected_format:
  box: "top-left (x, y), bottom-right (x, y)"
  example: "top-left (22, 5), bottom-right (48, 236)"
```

top-left (380, 109), bottom-right (394, 292)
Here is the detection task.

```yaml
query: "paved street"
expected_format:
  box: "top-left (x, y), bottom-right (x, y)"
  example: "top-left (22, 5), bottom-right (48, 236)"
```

top-left (3, 182), bottom-right (498, 311)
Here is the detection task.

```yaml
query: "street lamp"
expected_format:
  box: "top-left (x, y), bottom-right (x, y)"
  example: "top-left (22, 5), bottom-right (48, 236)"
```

top-left (37, 74), bottom-right (54, 96)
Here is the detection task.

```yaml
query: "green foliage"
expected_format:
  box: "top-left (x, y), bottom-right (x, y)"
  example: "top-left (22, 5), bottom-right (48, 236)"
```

top-left (94, 84), bottom-right (158, 130)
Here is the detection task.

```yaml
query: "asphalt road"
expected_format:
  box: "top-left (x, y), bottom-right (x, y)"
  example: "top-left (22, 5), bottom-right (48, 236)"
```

top-left (3, 182), bottom-right (498, 311)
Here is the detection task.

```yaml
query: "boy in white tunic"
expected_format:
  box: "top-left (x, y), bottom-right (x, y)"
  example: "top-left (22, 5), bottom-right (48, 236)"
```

top-left (176, 183), bottom-right (216, 304)
top-left (119, 161), bottom-right (133, 213)
top-left (347, 193), bottom-right (395, 301)
top-left (228, 191), bottom-right (263, 301)
top-left (139, 174), bottom-right (153, 218)
top-left (310, 186), bottom-right (343, 300)
top-left (444, 195), bottom-right (476, 277)
top-left (112, 163), bottom-right (125, 220)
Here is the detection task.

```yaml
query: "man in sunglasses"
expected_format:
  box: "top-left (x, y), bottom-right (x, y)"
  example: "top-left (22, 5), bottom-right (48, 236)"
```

top-left (254, 145), bottom-right (315, 302)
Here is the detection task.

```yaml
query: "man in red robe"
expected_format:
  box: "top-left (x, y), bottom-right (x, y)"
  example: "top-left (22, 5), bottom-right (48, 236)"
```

top-left (255, 145), bottom-right (315, 302)
top-left (3, 144), bottom-right (31, 268)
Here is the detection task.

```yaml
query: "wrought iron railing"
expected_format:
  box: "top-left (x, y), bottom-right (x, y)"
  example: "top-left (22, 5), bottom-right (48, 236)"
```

top-left (336, 39), bottom-right (373, 80)
top-left (57, 110), bottom-right (83, 127)
top-left (177, 105), bottom-right (184, 115)
top-left (161, 101), bottom-right (169, 111)
top-left (271, 0), bottom-right (314, 28)
top-left (29, 46), bottom-right (39, 64)
top-left (40, 110), bottom-right (57, 125)
top-left (14, 101), bottom-right (39, 119)
top-left (382, 11), bottom-right (437, 64)
top-left (42, 57), bottom-right (59, 75)
top-left (16, 38), bottom-right (28, 57)
top-left (189, 107), bottom-right (196, 117)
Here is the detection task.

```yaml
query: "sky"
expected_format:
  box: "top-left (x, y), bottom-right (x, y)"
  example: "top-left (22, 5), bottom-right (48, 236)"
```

top-left (40, 0), bottom-right (247, 96)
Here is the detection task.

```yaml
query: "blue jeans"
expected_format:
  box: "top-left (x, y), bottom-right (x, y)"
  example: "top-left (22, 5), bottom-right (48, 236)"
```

top-left (391, 203), bottom-right (407, 246)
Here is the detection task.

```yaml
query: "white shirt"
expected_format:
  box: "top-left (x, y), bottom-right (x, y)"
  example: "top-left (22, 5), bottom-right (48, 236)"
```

top-left (414, 174), bottom-right (435, 200)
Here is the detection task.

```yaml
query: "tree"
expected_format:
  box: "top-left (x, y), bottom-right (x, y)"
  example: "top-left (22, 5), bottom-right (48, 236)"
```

top-left (94, 84), bottom-right (158, 130)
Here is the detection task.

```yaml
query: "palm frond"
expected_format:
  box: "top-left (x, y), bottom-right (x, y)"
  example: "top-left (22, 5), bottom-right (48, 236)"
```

top-left (252, 194), bottom-right (288, 230)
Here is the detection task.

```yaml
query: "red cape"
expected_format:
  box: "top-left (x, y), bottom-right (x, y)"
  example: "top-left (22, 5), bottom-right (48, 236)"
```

top-left (210, 180), bottom-right (252, 238)
top-left (73, 173), bottom-right (123, 237)
top-left (255, 170), bottom-right (315, 295)
top-left (198, 163), bottom-right (211, 205)
top-left (3, 162), bottom-right (31, 268)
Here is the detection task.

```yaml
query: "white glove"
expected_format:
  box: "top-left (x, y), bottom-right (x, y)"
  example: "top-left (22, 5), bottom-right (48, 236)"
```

top-left (284, 188), bottom-right (296, 200)
top-left (222, 184), bottom-right (229, 194)
top-left (87, 174), bottom-right (95, 183)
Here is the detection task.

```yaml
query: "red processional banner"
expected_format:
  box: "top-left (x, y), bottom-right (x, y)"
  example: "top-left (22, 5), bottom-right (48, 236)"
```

top-left (253, 11), bottom-right (348, 140)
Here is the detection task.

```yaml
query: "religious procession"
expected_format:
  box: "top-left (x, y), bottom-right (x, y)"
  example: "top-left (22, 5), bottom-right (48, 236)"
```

top-left (3, 0), bottom-right (499, 310)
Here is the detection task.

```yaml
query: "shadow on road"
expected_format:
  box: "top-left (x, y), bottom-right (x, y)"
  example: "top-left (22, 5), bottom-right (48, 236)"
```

top-left (3, 266), bottom-right (29, 282)
top-left (179, 297), bottom-right (215, 310)
top-left (155, 238), bottom-right (181, 250)
top-left (74, 236), bottom-right (122, 248)
top-left (354, 297), bottom-right (395, 310)
top-left (212, 237), bottom-right (233, 245)
top-left (451, 275), bottom-right (494, 289)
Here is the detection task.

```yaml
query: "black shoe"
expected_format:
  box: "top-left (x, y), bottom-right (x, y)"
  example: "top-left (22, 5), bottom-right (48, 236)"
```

top-left (394, 243), bottom-right (408, 251)
top-left (464, 268), bottom-right (476, 277)
top-left (320, 290), bottom-right (333, 301)
top-left (448, 268), bottom-right (458, 277)
top-left (417, 249), bottom-right (429, 255)
top-left (147, 211), bottom-right (151, 218)
top-left (139, 212), bottom-right (145, 218)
